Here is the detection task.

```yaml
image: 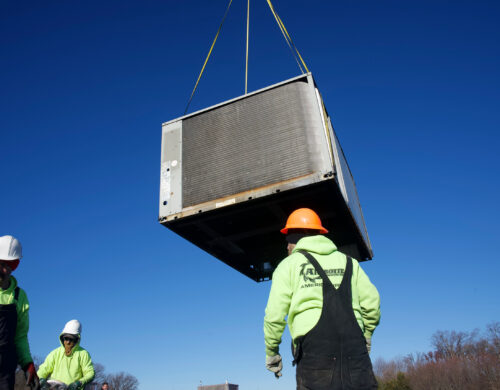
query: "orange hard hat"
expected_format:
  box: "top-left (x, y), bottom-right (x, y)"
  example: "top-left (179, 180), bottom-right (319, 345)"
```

top-left (280, 208), bottom-right (328, 234)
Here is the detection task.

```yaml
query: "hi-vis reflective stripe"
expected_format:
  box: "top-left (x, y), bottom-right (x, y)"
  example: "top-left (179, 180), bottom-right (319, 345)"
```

top-left (184, 0), bottom-right (233, 115)
top-left (265, 0), bottom-right (309, 74)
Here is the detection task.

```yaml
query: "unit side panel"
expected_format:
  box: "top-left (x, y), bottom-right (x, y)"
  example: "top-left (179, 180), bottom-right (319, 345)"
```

top-left (329, 123), bottom-right (371, 249)
top-left (159, 122), bottom-right (183, 217)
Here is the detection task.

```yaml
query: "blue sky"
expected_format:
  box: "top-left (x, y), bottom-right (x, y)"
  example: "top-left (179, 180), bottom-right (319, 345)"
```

top-left (1, 0), bottom-right (499, 389)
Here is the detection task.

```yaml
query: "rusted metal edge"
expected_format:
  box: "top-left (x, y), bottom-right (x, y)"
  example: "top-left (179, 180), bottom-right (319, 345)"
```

top-left (159, 171), bottom-right (331, 223)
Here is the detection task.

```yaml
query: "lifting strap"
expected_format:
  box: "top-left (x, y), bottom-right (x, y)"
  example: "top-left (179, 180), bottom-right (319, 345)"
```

top-left (184, 0), bottom-right (311, 114)
top-left (265, 2), bottom-right (329, 163)
top-left (265, 0), bottom-right (309, 74)
top-left (184, 0), bottom-right (234, 115)
top-left (245, 0), bottom-right (250, 94)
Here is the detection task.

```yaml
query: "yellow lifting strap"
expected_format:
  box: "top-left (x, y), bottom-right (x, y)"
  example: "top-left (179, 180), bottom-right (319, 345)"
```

top-left (266, 1), bottom-right (329, 160)
top-left (184, 0), bottom-right (233, 115)
top-left (265, 0), bottom-right (309, 74)
top-left (184, 0), bottom-right (310, 114)
top-left (245, 0), bottom-right (250, 94)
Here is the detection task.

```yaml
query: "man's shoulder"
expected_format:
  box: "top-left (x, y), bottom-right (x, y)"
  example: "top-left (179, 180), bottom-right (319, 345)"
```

top-left (47, 346), bottom-right (64, 358)
top-left (9, 277), bottom-right (28, 298)
top-left (341, 252), bottom-right (359, 264)
top-left (16, 286), bottom-right (28, 300)
top-left (347, 256), bottom-right (364, 273)
top-left (75, 346), bottom-right (91, 357)
top-left (14, 286), bottom-right (29, 311)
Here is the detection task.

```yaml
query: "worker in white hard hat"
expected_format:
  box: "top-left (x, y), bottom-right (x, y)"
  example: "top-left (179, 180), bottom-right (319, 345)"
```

top-left (38, 319), bottom-right (95, 390)
top-left (0, 235), bottom-right (39, 390)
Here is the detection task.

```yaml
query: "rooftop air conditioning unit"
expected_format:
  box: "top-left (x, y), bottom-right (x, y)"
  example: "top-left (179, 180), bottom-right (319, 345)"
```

top-left (159, 73), bottom-right (372, 282)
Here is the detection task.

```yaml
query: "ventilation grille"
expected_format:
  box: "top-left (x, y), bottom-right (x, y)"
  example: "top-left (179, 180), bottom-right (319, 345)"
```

top-left (182, 81), bottom-right (322, 207)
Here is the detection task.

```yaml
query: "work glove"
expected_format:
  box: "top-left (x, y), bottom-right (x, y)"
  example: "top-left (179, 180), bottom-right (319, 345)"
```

top-left (366, 337), bottom-right (372, 354)
top-left (67, 381), bottom-right (82, 390)
top-left (24, 362), bottom-right (40, 388)
top-left (266, 354), bottom-right (283, 378)
top-left (39, 378), bottom-right (49, 390)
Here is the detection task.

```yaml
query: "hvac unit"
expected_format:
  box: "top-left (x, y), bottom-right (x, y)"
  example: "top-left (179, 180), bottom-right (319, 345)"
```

top-left (159, 73), bottom-right (372, 282)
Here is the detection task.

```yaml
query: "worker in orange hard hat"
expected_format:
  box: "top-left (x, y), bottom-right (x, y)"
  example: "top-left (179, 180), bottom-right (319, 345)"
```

top-left (264, 208), bottom-right (381, 389)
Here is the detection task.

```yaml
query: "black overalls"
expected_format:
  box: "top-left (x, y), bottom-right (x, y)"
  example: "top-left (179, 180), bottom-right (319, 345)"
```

top-left (294, 250), bottom-right (377, 390)
top-left (0, 287), bottom-right (19, 390)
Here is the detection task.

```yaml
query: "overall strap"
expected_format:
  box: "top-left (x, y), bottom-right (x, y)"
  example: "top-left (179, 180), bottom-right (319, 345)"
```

top-left (14, 287), bottom-right (20, 301)
top-left (298, 250), bottom-right (335, 290)
top-left (338, 255), bottom-right (353, 290)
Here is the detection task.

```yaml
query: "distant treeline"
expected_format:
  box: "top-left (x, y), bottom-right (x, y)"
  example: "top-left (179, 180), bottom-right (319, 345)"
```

top-left (374, 322), bottom-right (500, 390)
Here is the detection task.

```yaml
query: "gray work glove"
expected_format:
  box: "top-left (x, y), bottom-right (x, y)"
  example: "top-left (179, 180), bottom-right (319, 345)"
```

top-left (266, 354), bottom-right (283, 378)
top-left (366, 337), bottom-right (372, 353)
top-left (67, 381), bottom-right (82, 390)
top-left (39, 379), bottom-right (50, 390)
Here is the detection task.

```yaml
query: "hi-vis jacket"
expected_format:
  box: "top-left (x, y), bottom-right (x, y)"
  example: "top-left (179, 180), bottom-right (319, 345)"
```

top-left (264, 235), bottom-right (381, 357)
top-left (38, 332), bottom-right (95, 385)
top-left (0, 276), bottom-right (32, 367)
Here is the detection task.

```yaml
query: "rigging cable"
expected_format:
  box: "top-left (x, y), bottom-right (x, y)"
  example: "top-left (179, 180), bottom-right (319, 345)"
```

top-left (265, 0), bottom-right (309, 74)
top-left (184, 0), bottom-right (234, 115)
top-left (245, 0), bottom-right (250, 94)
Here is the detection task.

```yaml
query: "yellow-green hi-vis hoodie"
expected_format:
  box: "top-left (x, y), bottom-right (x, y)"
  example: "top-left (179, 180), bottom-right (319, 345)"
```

top-left (37, 333), bottom-right (95, 386)
top-left (264, 235), bottom-right (381, 357)
top-left (0, 276), bottom-right (32, 367)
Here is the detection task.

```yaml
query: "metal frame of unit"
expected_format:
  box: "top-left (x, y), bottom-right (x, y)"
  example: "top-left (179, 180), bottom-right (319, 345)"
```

top-left (159, 73), bottom-right (372, 282)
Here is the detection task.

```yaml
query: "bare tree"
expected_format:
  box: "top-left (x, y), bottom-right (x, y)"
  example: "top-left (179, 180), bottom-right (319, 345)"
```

top-left (376, 323), bottom-right (500, 390)
top-left (32, 355), bottom-right (44, 369)
top-left (85, 363), bottom-right (107, 390)
top-left (430, 329), bottom-right (476, 359)
top-left (486, 321), bottom-right (500, 356)
top-left (373, 356), bottom-right (407, 383)
top-left (106, 372), bottom-right (139, 390)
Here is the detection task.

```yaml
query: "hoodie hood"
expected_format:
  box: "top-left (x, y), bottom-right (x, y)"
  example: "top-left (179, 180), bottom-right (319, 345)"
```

top-left (59, 319), bottom-right (82, 348)
top-left (292, 235), bottom-right (337, 255)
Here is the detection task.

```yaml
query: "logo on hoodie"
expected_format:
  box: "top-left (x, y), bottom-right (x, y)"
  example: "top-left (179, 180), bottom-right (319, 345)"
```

top-left (299, 262), bottom-right (345, 288)
top-left (300, 262), bottom-right (322, 283)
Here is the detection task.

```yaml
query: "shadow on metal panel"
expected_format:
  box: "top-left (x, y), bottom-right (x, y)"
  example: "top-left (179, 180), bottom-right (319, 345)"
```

top-left (161, 179), bottom-right (371, 282)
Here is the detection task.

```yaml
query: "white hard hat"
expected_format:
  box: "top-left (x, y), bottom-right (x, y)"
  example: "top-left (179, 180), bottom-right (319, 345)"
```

top-left (0, 235), bottom-right (23, 261)
top-left (62, 319), bottom-right (82, 336)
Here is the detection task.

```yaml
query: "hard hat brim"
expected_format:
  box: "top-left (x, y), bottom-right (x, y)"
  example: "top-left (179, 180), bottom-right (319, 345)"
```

top-left (280, 226), bottom-right (328, 234)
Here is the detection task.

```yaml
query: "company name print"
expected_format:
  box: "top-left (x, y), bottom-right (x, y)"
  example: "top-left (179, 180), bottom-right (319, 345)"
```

top-left (299, 262), bottom-right (344, 288)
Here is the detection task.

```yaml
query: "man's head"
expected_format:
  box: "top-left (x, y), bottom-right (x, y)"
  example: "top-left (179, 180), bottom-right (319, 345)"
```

top-left (0, 236), bottom-right (22, 287)
top-left (281, 208), bottom-right (328, 255)
top-left (101, 383), bottom-right (109, 390)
